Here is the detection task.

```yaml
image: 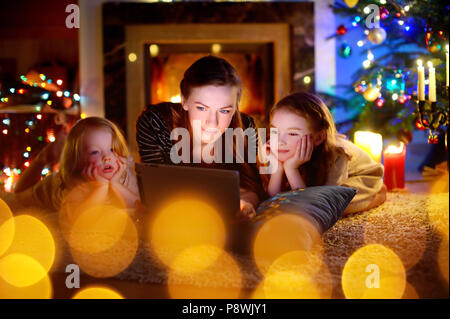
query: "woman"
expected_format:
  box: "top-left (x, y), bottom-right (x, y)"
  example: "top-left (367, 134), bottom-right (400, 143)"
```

top-left (136, 55), bottom-right (265, 219)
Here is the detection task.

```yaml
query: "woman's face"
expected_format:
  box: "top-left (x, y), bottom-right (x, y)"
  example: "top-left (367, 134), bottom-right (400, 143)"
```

top-left (269, 108), bottom-right (314, 162)
top-left (81, 128), bottom-right (119, 180)
top-left (182, 85), bottom-right (238, 145)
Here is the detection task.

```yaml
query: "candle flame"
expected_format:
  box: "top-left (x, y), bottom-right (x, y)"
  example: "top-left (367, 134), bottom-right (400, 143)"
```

top-left (427, 61), bottom-right (433, 68)
top-left (417, 59), bottom-right (423, 67)
top-left (385, 142), bottom-right (405, 154)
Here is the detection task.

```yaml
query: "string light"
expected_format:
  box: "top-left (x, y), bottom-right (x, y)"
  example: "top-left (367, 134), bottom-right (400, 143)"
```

top-left (36, 114), bottom-right (42, 120)
top-left (41, 93), bottom-right (49, 100)
top-left (357, 40), bottom-right (364, 47)
top-left (56, 79), bottom-right (63, 86)
top-left (363, 60), bottom-right (371, 68)
top-left (2, 129), bottom-right (8, 135)
top-left (2, 119), bottom-right (10, 125)
top-left (24, 161), bottom-right (30, 168)
top-left (63, 91), bottom-right (70, 97)
top-left (23, 152), bottom-right (29, 158)
top-left (56, 91), bottom-right (63, 97)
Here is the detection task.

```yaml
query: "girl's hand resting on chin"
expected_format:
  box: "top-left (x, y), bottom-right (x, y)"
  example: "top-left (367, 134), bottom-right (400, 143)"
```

top-left (82, 162), bottom-right (109, 184)
top-left (283, 135), bottom-right (314, 170)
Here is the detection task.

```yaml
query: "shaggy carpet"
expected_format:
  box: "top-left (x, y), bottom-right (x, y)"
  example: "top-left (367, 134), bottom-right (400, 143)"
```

top-left (1, 190), bottom-right (449, 299)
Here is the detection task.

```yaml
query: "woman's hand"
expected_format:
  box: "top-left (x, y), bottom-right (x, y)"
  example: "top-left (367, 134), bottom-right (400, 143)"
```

top-left (238, 199), bottom-right (256, 221)
top-left (283, 135), bottom-right (314, 171)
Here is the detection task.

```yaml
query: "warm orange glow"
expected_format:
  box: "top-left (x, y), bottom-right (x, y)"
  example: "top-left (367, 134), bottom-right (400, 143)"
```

top-left (253, 213), bottom-right (322, 275)
top-left (341, 244), bottom-right (406, 299)
top-left (72, 286), bottom-right (124, 299)
top-left (438, 237), bottom-right (449, 283)
top-left (258, 250), bottom-right (332, 299)
top-left (264, 270), bottom-right (321, 299)
top-left (364, 210), bottom-right (427, 270)
top-left (384, 142), bottom-right (404, 154)
top-left (402, 282), bottom-right (420, 299)
top-left (0, 268), bottom-right (52, 299)
top-left (68, 205), bottom-right (132, 254)
top-left (170, 244), bottom-right (223, 275)
top-left (4, 215), bottom-right (55, 276)
top-left (354, 131), bottom-right (383, 162)
top-left (0, 199), bottom-right (15, 256)
top-left (0, 253), bottom-right (47, 287)
top-left (150, 197), bottom-right (226, 269)
top-left (426, 193), bottom-right (449, 237)
top-left (68, 206), bottom-right (138, 278)
top-left (167, 248), bottom-right (242, 299)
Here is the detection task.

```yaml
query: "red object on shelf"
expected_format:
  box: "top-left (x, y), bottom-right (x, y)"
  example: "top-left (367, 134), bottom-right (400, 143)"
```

top-left (383, 142), bottom-right (406, 190)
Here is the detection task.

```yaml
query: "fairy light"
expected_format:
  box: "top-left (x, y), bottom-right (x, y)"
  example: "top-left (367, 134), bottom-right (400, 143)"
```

top-left (149, 44), bottom-right (159, 57)
top-left (47, 100), bottom-right (52, 106)
top-left (9, 88), bottom-right (15, 93)
top-left (24, 161), bottom-right (30, 168)
top-left (128, 53), bottom-right (137, 62)
top-left (47, 131), bottom-right (56, 142)
top-left (40, 74), bottom-right (46, 81)
top-left (2, 119), bottom-right (10, 125)
top-left (26, 146), bottom-right (31, 152)
top-left (36, 114), bottom-right (42, 120)
top-left (41, 168), bottom-right (49, 176)
top-left (18, 89), bottom-right (25, 94)
top-left (404, 5), bottom-right (410, 12)
top-left (398, 20), bottom-right (404, 26)
top-left (41, 93), bottom-right (49, 100)
top-left (56, 91), bottom-right (63, 97)
top-left (2, 129), bottom-right (8, 135)
top-left (73, 94), bottom-right (81, 101)
top-left (64, 91), bottom-right (70, 97)
top-left (25, 128), bottom-right (30, 133)
top-left (357, 40), bottom-right (364, 47)
top-left (23, 152), bottom-right (29, 158)
top-left (80, 113), bottom-right (87, 119)
top-left (367, 51), bottom-right (374, 61)
top-left (303, 76), bottom-right (311, 84)
top-left (56, 79), bottom-right (63, 86)
top-left (392, 93), bottom-right (399, 100)
top-left (363, 6), bottom-right (371, 14)
top-left (363, 60), bottom-right (371, 68)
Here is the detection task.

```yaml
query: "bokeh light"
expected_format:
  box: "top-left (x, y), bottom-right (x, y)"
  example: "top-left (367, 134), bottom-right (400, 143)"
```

top-left (0, 253), bottom-right (48, 287)
top-left (149, 197), bottom-right (226, 269)
top-left (72, 286), bottom-right (124, 299)
top-left (3, 215), bottom-right (55, 275)
top-left (342, 244), bottom-right (406, 299)
top-left (0, 267), bottom-right (52, 299)
top-left (363, 209), bottom-right (427, 270)
top-left (426, 192), bottom-right (449, 238)
top-left (170, 244), bottom-right (224, 275)
top-left (253, 213), bottom-right (322, 275)
top-left (258, 250), bottom-right (332, 299)
top-left (68, 204), bottom-right (132, 254)
top-left (167, 247), bottom-right (242, 299)
top-left (0, 198), bottom-right (15, 256)
top-left (69, 212), bottom-right (138, 278)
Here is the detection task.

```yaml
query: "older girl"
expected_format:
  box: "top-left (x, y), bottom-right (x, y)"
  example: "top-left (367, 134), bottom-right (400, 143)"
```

top-left (263, 92), bottom-right (386, 215)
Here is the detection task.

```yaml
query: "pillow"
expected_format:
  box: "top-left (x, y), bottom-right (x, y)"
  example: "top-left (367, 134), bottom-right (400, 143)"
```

top-left (255, 186), bottom-right (357, 234)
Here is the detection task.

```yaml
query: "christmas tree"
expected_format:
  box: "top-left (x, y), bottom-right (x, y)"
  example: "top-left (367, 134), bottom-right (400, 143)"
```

top-left (330, 0), bottom-right (449, 144)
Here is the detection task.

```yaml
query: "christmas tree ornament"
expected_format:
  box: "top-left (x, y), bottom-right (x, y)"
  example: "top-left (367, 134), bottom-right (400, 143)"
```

top-left (428, 131), bottom-right (439, 144)
top-left (375, 97), bottom-right (385, 108)
top-left (367, 27), bottom-right (387, 44)
top-left (337, 24), bottom-right (347, 36)
top-left (338, 42), bottom-right (352, 58)
top-left (379, 6), bottom-right (389, 19)
top-left (363, 85), bottom-right (380, 102)
top-left (398, 93), bottom-right (407, 104)
top-left (344, 0), bottom-right (358, 8)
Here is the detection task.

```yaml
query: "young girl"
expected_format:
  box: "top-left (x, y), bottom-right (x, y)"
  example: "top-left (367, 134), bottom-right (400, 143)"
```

top-left (14, 117), bottom-right (140, 214)
top-left (262, 92), bottom-right (386, 215)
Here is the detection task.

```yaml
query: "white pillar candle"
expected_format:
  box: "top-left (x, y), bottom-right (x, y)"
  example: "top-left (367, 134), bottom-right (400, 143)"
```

top-left (428, 61), bottom-right (436, 102)
top-left (417, 59), bottom-right (425, 101)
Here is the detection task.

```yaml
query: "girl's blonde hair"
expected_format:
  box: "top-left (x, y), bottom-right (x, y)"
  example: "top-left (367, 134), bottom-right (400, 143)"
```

top-left (60, 117), bottom-right (129, 186)
top-left (270, 92), bottom-right (350, 187)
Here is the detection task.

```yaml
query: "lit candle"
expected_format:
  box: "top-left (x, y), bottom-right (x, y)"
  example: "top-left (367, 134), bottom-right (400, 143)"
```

top-left (383, 142), bottom-right (406, 190)
top-left (417, 59), bottom-right (425, 101)
top-left (446, 44), bottom-right (449, 87)
top-left (428, 61), bottom-right (436, 102)
top-left (354, 131), bottom-right (383, 163)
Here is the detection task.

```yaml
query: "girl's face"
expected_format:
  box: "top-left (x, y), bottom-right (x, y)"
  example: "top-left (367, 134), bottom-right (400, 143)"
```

top-left (81, 128), bottom-right (119, 180)
top-left (269, 108), bottom-right (315, 162)
top-left (182, 85), bottom-right (238, 145)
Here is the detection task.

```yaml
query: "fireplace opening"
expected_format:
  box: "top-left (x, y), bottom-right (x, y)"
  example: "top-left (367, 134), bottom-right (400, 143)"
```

top-left (144, 42), bottom-right (274, 124)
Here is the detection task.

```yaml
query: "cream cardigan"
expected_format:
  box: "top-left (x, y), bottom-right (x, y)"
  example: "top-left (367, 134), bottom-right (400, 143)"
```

top-left (327, 137), bottom-right (385, 214)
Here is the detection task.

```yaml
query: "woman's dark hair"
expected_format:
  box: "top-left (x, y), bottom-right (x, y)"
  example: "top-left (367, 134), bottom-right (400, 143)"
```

top-left (180, 55), bottom-right (242, 104)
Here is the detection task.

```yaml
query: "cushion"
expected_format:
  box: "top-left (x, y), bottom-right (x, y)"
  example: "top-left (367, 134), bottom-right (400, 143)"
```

top-left (255, 186), bottom-right (357, 234)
